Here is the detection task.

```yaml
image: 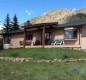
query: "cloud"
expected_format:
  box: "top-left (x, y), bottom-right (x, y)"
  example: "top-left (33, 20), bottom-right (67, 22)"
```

top-left (28, 12), bottom-right (31, 15)
top-left (41, 12), bottom-right (47, 16)
top-left (25, 10), bottom-right (29, 13)
top-left (43, 12), bottom-right (47, 15)
top-left (0, 24), bottom-right (4, 30)
top-left (25, 10), bottom-right (32, 16)
top-left (73, 9), bottom-right (77, 11)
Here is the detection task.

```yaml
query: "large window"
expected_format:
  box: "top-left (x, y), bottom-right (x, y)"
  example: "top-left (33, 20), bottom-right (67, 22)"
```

top-left (64, 29), bottom-right (78, 39)
top-left (26, 34), bottom-right (33, 40)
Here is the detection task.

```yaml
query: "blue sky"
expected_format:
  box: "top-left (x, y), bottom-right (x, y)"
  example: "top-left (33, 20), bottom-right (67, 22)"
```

top-left (0, 0), bottom-right (86, 25)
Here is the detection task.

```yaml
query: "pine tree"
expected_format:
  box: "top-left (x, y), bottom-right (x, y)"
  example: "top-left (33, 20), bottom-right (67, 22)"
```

top-left (3, 14), bottom-right (11, 33)
top-left (12, 14), bottom-right (19, 30)
top-left (3, 14), bottom-right (12, 44)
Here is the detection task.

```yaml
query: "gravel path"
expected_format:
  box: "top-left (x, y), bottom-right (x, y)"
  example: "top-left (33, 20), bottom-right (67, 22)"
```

top-left (0, 57), bottom-right (86, 63)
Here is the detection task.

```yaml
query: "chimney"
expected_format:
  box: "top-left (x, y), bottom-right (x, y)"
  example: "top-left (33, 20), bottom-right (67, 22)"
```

top-left (27, 20), bottom-right (30, 23)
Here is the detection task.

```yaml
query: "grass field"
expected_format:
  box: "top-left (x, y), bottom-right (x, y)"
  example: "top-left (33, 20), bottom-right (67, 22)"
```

top-left (0, 48), bottom-right (86, 80)
top-left (0, 48), bottom-right (86, 59)
top-left (0, 60), bottom-right (86, 80)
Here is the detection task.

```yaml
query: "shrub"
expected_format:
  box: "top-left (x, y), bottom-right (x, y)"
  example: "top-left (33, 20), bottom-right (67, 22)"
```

top-left (62, 55), bottom-right (69, 60)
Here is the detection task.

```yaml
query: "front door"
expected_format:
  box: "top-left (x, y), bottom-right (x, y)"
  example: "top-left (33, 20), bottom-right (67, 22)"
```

top-left (45, 32), bottom-right (52, 45)
top-left (41, 32), bottom-right (52, 45)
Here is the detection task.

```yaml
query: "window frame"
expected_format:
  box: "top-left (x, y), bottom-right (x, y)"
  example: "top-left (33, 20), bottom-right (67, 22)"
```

top-left (64, 29), bottom-right (78, 40)
top-left (45, 32), bottom-right (52, 40)
top-left (26, 34), bottom-right (33, 40)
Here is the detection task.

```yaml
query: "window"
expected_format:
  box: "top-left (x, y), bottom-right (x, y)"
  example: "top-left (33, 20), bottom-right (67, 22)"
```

top-left (26, 34), bottom-right (33, 40)
top-left (64, 29), bottom-right (78, 39)
top-left (45, 32), bottom-right (52, 39)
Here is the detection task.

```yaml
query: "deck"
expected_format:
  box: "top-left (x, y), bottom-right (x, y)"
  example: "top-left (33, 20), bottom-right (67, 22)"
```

top-left (25, 45), bottom-right (81, 48)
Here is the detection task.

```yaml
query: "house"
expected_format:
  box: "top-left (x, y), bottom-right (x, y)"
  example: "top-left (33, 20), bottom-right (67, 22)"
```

top-left (2, 20), bottom-right (86, 49)
top-left (2, 9), bottom-right (86, 49)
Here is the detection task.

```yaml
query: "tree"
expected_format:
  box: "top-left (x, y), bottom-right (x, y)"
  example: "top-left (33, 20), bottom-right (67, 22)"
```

top-left (12, 14), bottom-right (19, 30)
top-left (3, 14), bottom-right (12, 33)
top-left (3, 14), bottom-right (12, 44)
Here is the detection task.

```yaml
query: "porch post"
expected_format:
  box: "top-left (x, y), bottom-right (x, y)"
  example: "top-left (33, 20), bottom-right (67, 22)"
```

top-left (42, 25), bottom-right (45, 48)
top-left (79, 28), bottom-right (81, 45)
top-left (23, 28), bottom-right (26, 48)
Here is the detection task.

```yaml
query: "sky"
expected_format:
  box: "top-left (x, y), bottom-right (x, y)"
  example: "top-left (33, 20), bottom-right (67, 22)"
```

top-left (0, 0), bottom-right (86, 25)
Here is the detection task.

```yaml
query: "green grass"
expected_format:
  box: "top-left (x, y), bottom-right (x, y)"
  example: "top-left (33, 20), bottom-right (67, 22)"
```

top-left (0, 48), bottom-right (86, 80)
top-left (0, 60), bottom-right (86, 80)
top-left (0, 48), bottom-right (86, 59)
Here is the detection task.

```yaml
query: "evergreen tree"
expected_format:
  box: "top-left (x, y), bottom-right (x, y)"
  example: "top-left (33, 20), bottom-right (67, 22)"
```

top-left (3, 14), bottom-right (11, 33)
top-left (3, 14), bottom-right (11, 44)
top-left (12, 14), bottom-right (19, 30)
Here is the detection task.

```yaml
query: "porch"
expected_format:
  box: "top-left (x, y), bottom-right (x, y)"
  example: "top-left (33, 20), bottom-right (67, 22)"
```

top-left (25, 45), bottom-right (81, 48)
top-left (22, 22), bottom-right (81, 48)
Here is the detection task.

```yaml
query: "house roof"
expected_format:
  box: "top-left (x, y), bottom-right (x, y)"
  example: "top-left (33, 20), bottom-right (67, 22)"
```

top-left (58, 20), bottom-right (86, 28)
top-left (1, 28), bottom-right (39, 35)
top-left (1, 20), bottom-right (86, 35)
top-left (23, 20), bottom-right (86, 29)
top-left (0, 29), bottom-right (23, 35)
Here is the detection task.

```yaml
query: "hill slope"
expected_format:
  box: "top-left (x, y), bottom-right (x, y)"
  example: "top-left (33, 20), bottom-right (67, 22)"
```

top-left (30, 8), bottom-right (86, 24)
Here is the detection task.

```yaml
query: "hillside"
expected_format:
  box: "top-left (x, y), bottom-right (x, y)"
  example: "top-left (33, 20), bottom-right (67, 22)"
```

top-left (30, 8), bottom-right (86, 24)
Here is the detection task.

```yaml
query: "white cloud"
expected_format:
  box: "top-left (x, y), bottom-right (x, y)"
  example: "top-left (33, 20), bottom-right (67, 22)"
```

top-left (25, 10), bottom-right (28, 13)
top-left (0, 24), bottom-right (4, 30)
top-left (43, 12), bottom-right (47, 15)
top-left (41, 12), bottom-right (47, 16)
top-left (28, 12), bottom-right (31, 15)
top-left (73, 9), bottom-right (77, 11)
top-left (25, 10), bottom-right (32, 16)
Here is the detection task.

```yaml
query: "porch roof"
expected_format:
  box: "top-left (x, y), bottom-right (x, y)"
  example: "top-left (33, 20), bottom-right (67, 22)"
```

top-left (23, 20), bottom-right (86, 29)
top-left (23, 22), bottom-right (58, 29)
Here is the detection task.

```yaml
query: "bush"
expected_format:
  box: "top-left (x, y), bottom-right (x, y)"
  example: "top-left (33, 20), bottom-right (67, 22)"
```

top-left (62, 55), bottom-right (69, 60)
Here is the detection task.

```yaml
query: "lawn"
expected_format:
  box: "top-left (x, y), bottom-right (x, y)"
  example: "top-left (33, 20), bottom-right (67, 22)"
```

top-left (0, 60), bottom-right (86, 80)
top-left (0, 48), bottom-right (86, 80)
top-left (0, 48), bottom-right (86, 59)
